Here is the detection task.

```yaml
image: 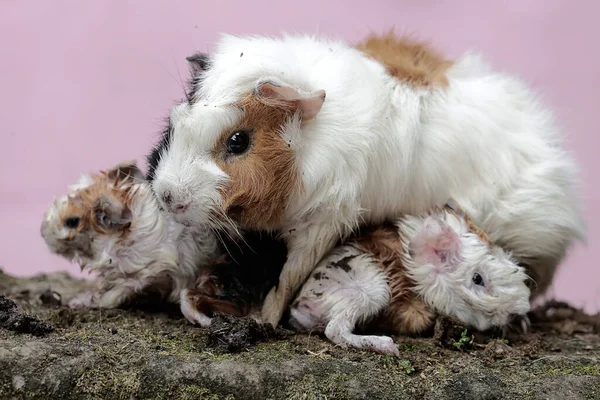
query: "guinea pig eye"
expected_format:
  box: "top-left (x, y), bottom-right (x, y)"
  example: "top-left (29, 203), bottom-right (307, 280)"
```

top-left (226, 130), bottom-right (250, 154)
top-left (64, 217), bottom-right (80, 229)
top-left (472, 273), bottom-right (484, 287)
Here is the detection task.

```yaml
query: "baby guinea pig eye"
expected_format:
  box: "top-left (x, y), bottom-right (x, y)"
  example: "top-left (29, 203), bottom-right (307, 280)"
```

top-left (64, 217), bottom-right (80, 229)
top-left (472, 273), bottom-right (484, 287)
top-left (97, 212), bottom-right (107, 226)
top-left (226, 130), bottom-right (251, 154)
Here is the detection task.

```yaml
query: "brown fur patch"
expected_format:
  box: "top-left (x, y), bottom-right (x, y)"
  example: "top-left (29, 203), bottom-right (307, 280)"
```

top-left (387, 296), bottom-right (436, 334)
top-left (183, 288), bottom-right (248, 318)
top-left (355, 31), bottom-right (453, 88)
top-left (59, 170), bottom-right (137, 238)
top-left (57, 197), bottom-right (93, 240)
top-left (354, 224), bottom-right (436, 335)
top-left (213, 95), bottom-right (300, 230)
top-left (443, 204), bottom-right (491, 244)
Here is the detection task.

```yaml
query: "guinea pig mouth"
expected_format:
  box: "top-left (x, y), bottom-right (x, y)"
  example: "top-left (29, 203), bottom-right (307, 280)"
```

top-left (174, 217), bottom-right (193, 227)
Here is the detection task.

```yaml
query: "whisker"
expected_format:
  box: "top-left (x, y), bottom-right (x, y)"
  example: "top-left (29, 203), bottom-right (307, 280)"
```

top-left (212, 206), bottom-right (247, 251)
top-left (525, 275), bottom-right (539, 291)
top-left (208, 215), bottom-right (240, 264)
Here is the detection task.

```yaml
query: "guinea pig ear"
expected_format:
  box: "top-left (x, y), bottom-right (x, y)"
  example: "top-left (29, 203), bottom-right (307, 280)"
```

top-left (106, 160), bottom-right (145, 183)
top-left (409, 216), bottom-right (462, 272)
top-left (94, 194), bottom-right (132, 231)
top-left (185, 52), bottom-right (210, 74)
top-left (255, 77), bottom-right (326, 121)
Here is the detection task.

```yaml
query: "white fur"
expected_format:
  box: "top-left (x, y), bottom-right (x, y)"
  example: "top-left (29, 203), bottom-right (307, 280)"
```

top-left (152, 33), bottom-right (585, 326)
top-left (400, 210), bottom-right (531, 331)
top-left (289, 246), bottom-right (397, 356)
top-left (290, 209), bottom-right (531, 355)
top-left (41, 174), bottom-right (220, 309)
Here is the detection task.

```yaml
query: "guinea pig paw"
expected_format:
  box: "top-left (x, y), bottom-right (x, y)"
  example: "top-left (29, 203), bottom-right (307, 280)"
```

top-left (364, 336), bottom-right (400, 357)
top-left (501, 314), bottom-right (531, 337)
top-left (68, 292), bottom-right (98, 309)
top-left (179, 295), bottom-right (212, 327)
top-left (260, 287), bottom-right (284, 327)
top-left (518, 314), bottom-right (531, 334)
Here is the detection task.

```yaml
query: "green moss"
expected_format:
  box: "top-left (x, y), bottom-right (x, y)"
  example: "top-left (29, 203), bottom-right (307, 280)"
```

top-left (400, 342), bottom-right (421, 352)
top-left (283, 373), bottom-right (351, 399)
top-left (378, 354), bottom-right (416, 376)
top-left (542, 363), bottom-right (600, 376)
top-left (138, 329), bottom-right (203, 355)
top-left (75, 366), bottom-right (141, 399)
top-left (179, 385), bottom-right (222, 400)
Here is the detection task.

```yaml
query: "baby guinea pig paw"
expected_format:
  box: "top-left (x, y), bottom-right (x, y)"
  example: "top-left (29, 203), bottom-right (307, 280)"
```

top-left (360, 336), bottom-right (400, 357)
top-left (179, 289), bottom-right (213, 327)
top-left (501, 314), bottom-right (531, 337)
top-left (68, 291), bottom-right (99, 309)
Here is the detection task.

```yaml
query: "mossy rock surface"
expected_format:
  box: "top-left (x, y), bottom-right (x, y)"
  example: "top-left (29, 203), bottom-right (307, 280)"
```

top-left (1, 269), bottom-right (600, 400)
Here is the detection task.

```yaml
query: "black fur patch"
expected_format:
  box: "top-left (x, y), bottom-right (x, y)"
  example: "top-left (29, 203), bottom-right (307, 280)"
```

top-left (145, 52), bottom-right (211, 182)
top-left (208, 231), bottom-right (288, 308)
top-left (184, 52), bottom-right (211, 103)
top-left (145, 117), bottom-right (173, 182)
top-left (332, 255), bottom-right (354, 272)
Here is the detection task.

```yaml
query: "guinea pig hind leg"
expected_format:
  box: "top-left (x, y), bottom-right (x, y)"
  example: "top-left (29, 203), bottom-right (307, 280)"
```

top-left (322, 254), bottom-right (397, 356)
top-left (68, 291), bottom-right (100, 309)
top-left (325, 313), bottom-right (399, 357)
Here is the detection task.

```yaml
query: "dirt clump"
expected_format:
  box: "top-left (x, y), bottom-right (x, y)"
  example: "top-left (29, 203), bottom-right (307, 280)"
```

top-left (0, 295), bottom-right (54, 336)
top-left (205, 313), bottom-right (290, 353)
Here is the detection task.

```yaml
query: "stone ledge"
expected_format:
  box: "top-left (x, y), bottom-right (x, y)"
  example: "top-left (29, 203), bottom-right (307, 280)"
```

top-left (1, 270), bottom-right (599, 400)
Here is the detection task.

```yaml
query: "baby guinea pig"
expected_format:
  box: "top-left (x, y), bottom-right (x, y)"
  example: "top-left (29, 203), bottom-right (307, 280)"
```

top-left (180, 230), bottom-right (288, 327)
top-left (288, 206), bottom-right (531, 356)
top-left (40, 160), bottom-right (220, 309)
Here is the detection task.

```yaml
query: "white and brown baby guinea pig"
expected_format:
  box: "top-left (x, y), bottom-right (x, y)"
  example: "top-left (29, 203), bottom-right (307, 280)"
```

top-left (289, 206), bottom-right (531, 356)
top-left (40, 160), bottom-right (220, 309)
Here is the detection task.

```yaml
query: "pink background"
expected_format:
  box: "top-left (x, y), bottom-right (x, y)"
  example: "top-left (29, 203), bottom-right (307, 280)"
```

top-left (1, 1), bottom-right (598, 312)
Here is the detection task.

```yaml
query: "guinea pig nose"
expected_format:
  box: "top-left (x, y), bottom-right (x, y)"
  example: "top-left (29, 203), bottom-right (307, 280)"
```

top-left (172, 202), bottom-right (190, 214)
top-left (162, 192), bottom-right (172, 206)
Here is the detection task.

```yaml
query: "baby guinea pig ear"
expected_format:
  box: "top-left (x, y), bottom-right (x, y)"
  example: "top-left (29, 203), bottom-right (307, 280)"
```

top-left (409, 216), bottom-right (462, 272)
top-left (254, 77), bottom-right (326, 121)
top-left (105, 160), bottom-right (145, 183)
top-left (94, 193), bottom-right (132, 231)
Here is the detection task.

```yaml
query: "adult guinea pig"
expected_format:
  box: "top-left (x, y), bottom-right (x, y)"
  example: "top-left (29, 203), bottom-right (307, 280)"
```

top-left (40, 160), bottom-right (220, 309)
top-left (149, 32), bottom-right (584, 327)
top-left (289, 206), bottom-right (531, 356)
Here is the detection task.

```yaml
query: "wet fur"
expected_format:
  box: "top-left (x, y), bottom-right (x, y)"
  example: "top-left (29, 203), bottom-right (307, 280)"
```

top-left (40, 161), bottom-right (220, 309)
top-left (289, 207), bottom-right (531, 356)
